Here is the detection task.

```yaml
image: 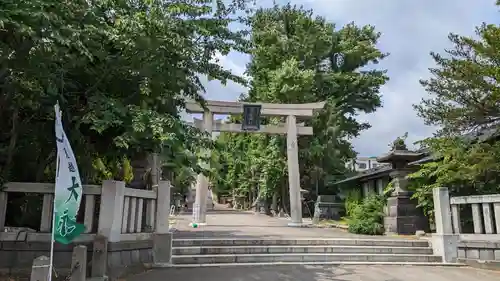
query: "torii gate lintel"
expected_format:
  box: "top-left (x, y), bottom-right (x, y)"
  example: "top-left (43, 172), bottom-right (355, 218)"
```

top-left (186, 100), bottom-right (325, 227)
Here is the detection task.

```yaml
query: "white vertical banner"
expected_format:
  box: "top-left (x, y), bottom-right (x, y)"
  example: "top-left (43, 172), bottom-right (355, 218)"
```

top-left (48, 103), bottom-right (85, 281)
top-left (53, 103), bottom-right (85, 244)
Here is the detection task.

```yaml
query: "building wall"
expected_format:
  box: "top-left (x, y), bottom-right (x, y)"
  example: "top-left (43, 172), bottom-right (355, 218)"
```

top-left (346, 157), bottom-right (385, 172)
top-left (361, 177), bottom-right (391, 197)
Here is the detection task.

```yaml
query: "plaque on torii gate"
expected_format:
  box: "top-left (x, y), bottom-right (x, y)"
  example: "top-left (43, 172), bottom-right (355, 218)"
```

top-left (242, 104), bottom-right (262, 131)
top-left (185, 99), bottom-right (325, 227)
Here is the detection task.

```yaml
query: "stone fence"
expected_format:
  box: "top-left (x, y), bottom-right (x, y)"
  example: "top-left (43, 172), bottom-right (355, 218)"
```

top-left (433, 187), bottom-right (500, 269)
top-left (0, 180), bottom-right (173, 279)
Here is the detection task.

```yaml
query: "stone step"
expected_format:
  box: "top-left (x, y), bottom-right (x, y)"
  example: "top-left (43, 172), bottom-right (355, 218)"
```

top-left (172, 245), bottom-right (433, 255)
top-left (171, 253), bottom-right (442, 264)
top-left (172, 238), bottom-right (430, 248)
top-left (153, 261), bottom-right (465, 268)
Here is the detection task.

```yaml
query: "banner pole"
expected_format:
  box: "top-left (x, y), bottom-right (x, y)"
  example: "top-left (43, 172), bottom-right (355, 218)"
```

top-left (48, 158), bottom-right (58, 281)
top-left (48, 104), bottom-right (61, 281)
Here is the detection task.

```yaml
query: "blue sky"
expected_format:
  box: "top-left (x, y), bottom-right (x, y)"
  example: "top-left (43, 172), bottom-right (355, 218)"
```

top-left (190, 0), bottom-right (500, 157)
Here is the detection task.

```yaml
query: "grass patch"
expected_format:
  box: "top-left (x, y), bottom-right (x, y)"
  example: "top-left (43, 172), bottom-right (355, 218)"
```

top-left (316, 218), bottom-right (348, 226)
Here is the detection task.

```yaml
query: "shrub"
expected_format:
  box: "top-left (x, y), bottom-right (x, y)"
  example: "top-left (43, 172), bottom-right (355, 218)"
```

top-left (347, 195), bottom-right (386, 235)
top-left (344, 189), bottom-right (362, 217)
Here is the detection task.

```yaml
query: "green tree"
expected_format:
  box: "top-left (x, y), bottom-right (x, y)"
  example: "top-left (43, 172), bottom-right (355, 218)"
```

top-left (0, 0), bottom-right (249, 183)
top-left (211, 4), bottom-right (388, 213)
top-left (0, 0), bottom-right (250, 227)
top-left (414, 24), bottom-right (500, 136)
top-left (409, 10), bottom-right (500, 217)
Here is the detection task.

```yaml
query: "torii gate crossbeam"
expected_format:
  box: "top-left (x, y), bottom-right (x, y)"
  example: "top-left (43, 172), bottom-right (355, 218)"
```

top-left (185, 100), bottom-right (325, 227)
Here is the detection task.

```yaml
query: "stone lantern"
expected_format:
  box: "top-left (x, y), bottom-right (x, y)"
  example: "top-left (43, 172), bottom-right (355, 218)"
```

top-left (300, 188), bottom-right (309, 201)
top-left (376, 137), bottom-right (428, 235)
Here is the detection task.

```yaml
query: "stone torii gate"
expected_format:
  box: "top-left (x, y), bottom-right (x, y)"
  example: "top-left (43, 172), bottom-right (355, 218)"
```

top-left (186, 100), bottom-right (325, 227)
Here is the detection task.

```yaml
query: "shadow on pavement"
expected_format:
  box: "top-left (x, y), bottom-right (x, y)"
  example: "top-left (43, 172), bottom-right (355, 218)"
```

top-left (172, 229), bottom-right (295, 239)
top-left (170, 206), bottom-right (413, 240)
top-left (181, 210), bottom-right (255, 215)
top-left (126, 265), bottom-right (361, 281)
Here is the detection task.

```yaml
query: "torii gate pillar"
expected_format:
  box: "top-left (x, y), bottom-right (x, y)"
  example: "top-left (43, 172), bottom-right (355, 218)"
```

top-left (286, 115), bottom-right (302, 226)
top-left (186, 100), bottom-right (325, 227)
top-left (192, 110), bottom-right (213, 225)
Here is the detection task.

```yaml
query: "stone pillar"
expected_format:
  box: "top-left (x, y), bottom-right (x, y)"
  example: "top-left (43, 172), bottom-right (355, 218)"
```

top-left (384, 169), bottom-right (428, 235)
top-left (156, 180), bottom-right (171, 233)
top-left (153, 180), bottom-right (173, 265)
top-left (362, 181), bottom-right (376, 197)
top-left (431, 187), bottom-right (459, 263)
top-left (286, 115), bottom-right (303, 226)
top-left (98, 180), bottom-right (125, 242)
top-left (192, 110), bottom-right (213, 225)
top-left (376, 178), bottom-right (384, 195)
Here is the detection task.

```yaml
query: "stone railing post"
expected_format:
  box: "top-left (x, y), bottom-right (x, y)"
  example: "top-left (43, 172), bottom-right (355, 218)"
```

top-left (156, 180), bottom-right (171, 233)
top-left (432, 187), bottom-right (459, 263)
top-left (97, 180), bottom-right (125, 242)
top-left (153, 180), bottom-right (173, 265)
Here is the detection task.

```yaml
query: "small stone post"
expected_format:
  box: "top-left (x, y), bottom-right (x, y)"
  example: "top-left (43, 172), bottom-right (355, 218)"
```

top-left (70, 245), bottom-right (87, 281)
top-left (432, 187), bottom-right (459, 263)
top-left (30, 256), bottom-right (50, 281)
top-left (97, 180), bottom-right (125, 242)
top-left (153, 180), bottom-right (173, 265)
top-left (312, 201), bottom-right (321, 224)
top-left (91, 235), bottom-right (108, 278)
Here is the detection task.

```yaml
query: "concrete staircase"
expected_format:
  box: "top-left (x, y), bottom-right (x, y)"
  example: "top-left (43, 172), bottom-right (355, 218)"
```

top-left (169, 238), bottom-right (446, 267)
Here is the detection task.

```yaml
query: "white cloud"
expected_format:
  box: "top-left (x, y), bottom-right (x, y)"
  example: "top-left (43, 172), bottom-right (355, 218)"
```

top-left (199, 0), bottom-right (500, 156)
top-left (212, 51), bottom-right (248, 78)
top-left (299, 0), bottom-right (498, 156)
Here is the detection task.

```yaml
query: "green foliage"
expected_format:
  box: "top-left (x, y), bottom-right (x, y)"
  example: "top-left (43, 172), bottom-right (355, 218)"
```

top-left (122, 158), bottom-right (134, 184)
top-left (414, 23), bottom-right (500, 136)
top-left (210, 4), bottom-right (388, 208)
top-left (0, 0), bottom-right (250, 184)
top-left (344, 189), bottom-right (362, 217)
top-left (347, 195), bottom-right (385, 235)
top-left (409, 7), bottom-right (500, 215)
top-left (383, 180), bottom-right (395, 196)
top-left (0, 0), bottom-right (251, 228)
top-left (410, 8), bottom-right (500, 219)
top-left (408, 137), bottom-right (500, 218)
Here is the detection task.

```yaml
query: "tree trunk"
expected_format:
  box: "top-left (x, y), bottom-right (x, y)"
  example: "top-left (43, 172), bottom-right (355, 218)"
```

top-left (130, 152), bottom-right (159, 190)
top-left (280, 178), bottom-right (289, 216)
top-left (271, 191), bottom-right (278, 214)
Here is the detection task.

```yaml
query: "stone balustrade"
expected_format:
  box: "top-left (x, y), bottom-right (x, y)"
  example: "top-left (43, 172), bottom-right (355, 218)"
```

top-left (432, 187), bottom-right (500, 269)
top-left (0, 180), bottom-right (172, 278)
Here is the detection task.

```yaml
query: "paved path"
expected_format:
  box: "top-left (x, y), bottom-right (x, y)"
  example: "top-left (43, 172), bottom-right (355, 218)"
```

top-left (143, 206), bottom-right (500, 281)
top-left (170, 206), bottom-right (414, 239)
top-left (128, 265), bottom-right (500, 281)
